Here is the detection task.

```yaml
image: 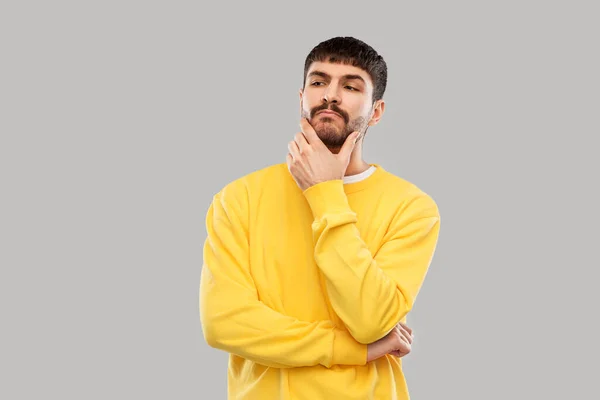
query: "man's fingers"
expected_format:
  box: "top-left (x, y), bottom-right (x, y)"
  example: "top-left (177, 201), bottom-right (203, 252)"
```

top-left (394, 336), bottom-right (411, 354)
top-left (288, 141), bottom-right (301, 161)
top-left (299, 118), bottom-right (324, 147)
top-left (398, 321), bottom-right (412, 336)
top-left (398, 322), bottom-right (413, 338)
top-left (393, 323), bottom-right (413, 346)
top-left (294, 131), bottom-right (310, 154)
top-left (396, 324), bottom-right (412, 345)
top-left (338, 131), bottom-right (358, 161)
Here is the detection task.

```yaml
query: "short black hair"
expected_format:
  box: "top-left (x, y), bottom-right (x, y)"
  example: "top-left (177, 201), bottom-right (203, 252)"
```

top-left (303, 36), bottom-right (388, 104)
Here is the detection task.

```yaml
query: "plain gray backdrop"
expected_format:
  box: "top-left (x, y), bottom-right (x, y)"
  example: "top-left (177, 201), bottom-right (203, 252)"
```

top-left (1, 1), bottom-right (599, 399)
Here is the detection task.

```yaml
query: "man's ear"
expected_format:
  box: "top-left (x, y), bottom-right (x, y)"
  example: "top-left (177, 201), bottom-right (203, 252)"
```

top-left (368, 100), bottom-right (385, 126)
top-left (299, 89), bottom-right (303, 113)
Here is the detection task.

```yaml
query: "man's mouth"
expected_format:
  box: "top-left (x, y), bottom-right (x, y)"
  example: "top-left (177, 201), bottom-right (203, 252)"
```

top-left (317, 110), bottom-right (342, 119)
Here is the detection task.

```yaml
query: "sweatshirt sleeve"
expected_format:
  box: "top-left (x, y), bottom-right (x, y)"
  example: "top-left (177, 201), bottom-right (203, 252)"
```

top-left (199, 181), bottom-right (367, 369)
top-left (303, 179), bottom-right (441, 344)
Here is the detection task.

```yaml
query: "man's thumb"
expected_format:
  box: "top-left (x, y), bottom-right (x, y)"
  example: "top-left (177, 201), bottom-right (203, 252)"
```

top-left (340, 131), bottom-right (359, 159)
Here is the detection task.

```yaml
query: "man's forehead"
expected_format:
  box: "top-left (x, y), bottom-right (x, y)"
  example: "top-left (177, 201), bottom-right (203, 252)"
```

top-left (307, 61), bottom-right (372, 85)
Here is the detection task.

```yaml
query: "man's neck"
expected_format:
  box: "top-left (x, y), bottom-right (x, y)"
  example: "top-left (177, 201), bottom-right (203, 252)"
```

top-left (344, 141), bottom-right (371, 176)
top-left (345, 160), bottom-right (371, 176)
top-left (324, 141), bottom-right (371, 177)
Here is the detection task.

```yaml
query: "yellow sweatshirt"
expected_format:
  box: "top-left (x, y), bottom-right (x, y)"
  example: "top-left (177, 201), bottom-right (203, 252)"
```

top-left (200, 162), bottom-right (440, 399)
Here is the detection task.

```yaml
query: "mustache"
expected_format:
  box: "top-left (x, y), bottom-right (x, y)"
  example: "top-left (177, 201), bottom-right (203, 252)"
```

top-left (311, 104), bottom-right (348, 123)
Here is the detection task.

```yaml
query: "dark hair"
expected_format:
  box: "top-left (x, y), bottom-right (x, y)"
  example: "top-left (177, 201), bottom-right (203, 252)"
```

top-left (302, 37), bottom-right (388, 104)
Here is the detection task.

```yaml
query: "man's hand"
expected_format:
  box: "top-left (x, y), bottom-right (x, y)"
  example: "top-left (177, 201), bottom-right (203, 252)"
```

top-left (286, 118), bottom-right (359, 191)
top-left (366, 322), bottom-right (414, 362)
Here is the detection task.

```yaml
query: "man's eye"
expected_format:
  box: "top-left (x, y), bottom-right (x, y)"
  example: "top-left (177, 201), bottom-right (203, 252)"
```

top-left (345, 86), bottom-right (358, 91)
top-left (311, 82), bottom-right (324, 86)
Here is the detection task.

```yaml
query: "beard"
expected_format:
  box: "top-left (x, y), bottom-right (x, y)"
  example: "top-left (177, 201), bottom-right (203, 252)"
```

top-left (301, 104), bottom-right (370, 149)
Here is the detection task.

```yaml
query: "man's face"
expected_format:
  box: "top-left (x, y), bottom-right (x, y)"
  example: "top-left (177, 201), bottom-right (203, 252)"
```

top-left (300, 61), bottom-right (378, 148)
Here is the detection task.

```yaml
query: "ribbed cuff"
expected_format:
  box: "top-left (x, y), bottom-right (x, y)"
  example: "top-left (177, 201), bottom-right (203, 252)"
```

top-left (303, 180), bottom-right (352, 221)
top-left (331, 328), bottom-right (368, 367)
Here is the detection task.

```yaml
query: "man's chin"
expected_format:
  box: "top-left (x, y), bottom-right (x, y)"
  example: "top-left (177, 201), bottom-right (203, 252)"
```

top-left (313, 121), bottom-right (343, 134)
top-left (315, 129), bottom-right (339, 140)
top-left (316, 132), bottom-right (349, 148)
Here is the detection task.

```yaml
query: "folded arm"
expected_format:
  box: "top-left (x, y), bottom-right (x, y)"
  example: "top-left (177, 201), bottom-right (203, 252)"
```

top-left (200, 181), bottom-right (367, 369)
top-left (303, 180), bottom-right (441, 344)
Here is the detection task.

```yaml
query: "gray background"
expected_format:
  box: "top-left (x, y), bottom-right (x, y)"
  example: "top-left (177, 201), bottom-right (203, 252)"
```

top-left (1, 0), bottom-right (599, 399)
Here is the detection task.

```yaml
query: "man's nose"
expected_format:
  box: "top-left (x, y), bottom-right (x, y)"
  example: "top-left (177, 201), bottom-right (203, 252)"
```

top-left (322, 86), bottom-right (341, 104)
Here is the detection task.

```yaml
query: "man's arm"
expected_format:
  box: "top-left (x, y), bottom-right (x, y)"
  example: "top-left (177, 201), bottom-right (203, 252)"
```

top-left (199, 181), bottom-right (367, 369)
top-left (302, 180), bottom-right (441, 344)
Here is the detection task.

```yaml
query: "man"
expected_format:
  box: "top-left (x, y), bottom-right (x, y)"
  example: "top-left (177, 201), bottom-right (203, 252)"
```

top-left (200, 36), bottom-right (441, 399)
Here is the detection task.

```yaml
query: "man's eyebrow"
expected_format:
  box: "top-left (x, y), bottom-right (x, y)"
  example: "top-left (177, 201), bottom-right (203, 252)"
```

top-left (308, 70), bottom-right (366, 84)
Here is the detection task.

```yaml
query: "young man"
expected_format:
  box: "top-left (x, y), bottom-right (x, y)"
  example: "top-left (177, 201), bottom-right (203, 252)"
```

top-left (200, 37), bottom-right (441, 399)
